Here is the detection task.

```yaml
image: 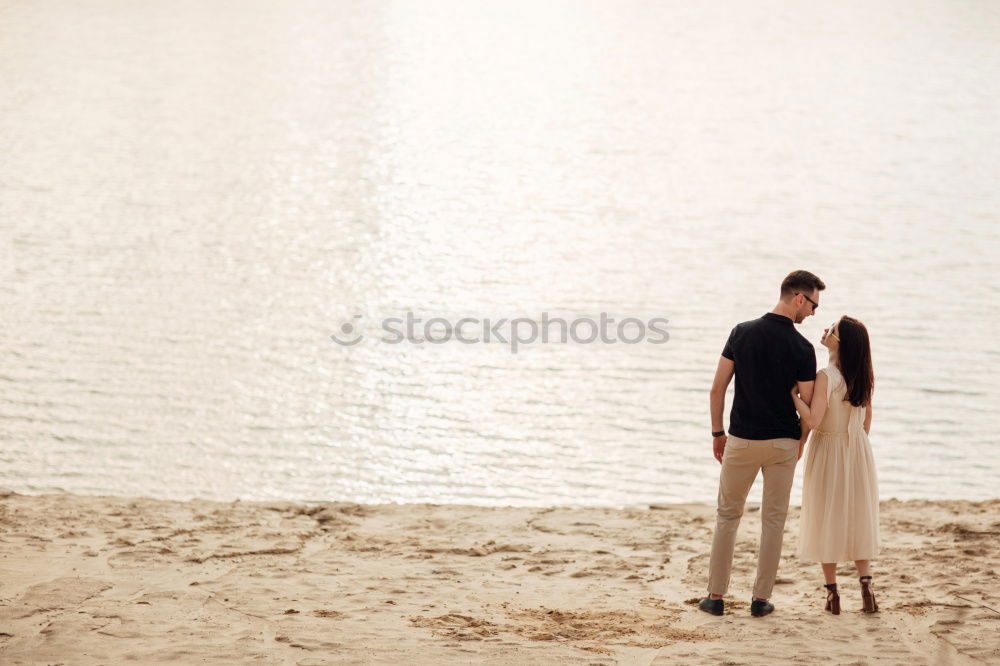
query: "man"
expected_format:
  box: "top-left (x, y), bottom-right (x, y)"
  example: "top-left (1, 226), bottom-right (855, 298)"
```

top-left (699, 270), bottom-right (825, 618)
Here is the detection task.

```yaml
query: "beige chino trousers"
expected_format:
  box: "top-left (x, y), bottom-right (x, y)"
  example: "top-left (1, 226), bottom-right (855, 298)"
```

top-left (707, 436), bottom-right (799, 600)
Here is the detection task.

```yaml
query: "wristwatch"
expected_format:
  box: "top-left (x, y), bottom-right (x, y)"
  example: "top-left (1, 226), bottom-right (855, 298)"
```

top-left (712, 430), bottom-right (725, 438)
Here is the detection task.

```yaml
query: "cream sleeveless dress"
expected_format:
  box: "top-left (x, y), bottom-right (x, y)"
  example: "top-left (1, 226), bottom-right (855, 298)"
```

top-left (798, 364), bottom-right (880, 562)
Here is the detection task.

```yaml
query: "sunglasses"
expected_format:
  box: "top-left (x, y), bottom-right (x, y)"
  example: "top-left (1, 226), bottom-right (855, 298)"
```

top-left (796, 292), bottom-right (818, 312)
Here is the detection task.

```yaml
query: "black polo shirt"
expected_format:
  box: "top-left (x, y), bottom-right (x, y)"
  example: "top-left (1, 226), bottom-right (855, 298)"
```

top-left (721, 312), bottom-right (817, 440)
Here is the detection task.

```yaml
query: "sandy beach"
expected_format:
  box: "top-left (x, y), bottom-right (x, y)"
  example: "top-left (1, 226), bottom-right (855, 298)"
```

top-left (1, 491), bottom-right (997, 665)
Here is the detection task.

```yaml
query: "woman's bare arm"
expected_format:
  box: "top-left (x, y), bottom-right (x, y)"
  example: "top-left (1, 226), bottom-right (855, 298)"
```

top-left (791, 371), bottom-right (829, 430)
top-left (864, 402), bottom-right (872, 435)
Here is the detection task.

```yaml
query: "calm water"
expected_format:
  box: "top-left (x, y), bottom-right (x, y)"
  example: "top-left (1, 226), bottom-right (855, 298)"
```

top-left (2, 0), bottom-right (999, 507)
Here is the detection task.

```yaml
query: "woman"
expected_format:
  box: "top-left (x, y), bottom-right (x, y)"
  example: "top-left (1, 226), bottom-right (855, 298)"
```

top-left (791, 315), bottom-right (880, 615)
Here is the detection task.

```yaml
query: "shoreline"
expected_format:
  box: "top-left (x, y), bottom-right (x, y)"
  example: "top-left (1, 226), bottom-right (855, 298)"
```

top-left (6, 489), bottom-right (998, 510)
top-left (2, 492), bottom-right (998, 664)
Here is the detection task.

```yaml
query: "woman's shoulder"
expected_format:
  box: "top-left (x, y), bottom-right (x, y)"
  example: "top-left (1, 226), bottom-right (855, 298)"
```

top-left (818, 365), bottom-right (840, 381)
top-left (819, 364), bottom-right (845, 395)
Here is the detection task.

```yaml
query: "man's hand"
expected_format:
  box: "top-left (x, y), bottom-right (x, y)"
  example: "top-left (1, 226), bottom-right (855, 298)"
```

top-left (713, 435), bottom-right (727, 464)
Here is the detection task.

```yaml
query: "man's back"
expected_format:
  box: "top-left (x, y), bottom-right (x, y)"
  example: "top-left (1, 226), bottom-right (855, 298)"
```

top-left (722, 312), bottom-right (816, 441)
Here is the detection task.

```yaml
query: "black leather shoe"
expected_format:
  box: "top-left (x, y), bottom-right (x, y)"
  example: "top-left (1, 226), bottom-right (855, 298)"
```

top-left (699, 597), bottom-right (724, 616)
top-left (750, 599), bottom-right (775, 617)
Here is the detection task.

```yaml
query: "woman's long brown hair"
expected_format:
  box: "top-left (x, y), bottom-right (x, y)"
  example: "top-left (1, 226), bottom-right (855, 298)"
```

top-left (837, 316), bottom-right (874, 407)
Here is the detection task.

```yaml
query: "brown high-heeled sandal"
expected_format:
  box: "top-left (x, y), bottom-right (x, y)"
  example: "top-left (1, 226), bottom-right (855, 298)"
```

top-left (824, 583), bottom-right (840, 615)
top-left (860, 576), bottom-right (879, 613)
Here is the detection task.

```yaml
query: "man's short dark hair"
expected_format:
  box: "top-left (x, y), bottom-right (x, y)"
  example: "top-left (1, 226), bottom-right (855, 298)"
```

top-left (780, 270), bottom-right (826, 298)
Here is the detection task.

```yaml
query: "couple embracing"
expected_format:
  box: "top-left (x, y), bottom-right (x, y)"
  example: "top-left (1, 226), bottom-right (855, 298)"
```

top-left (699, 270), bottom-right (880, 617)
